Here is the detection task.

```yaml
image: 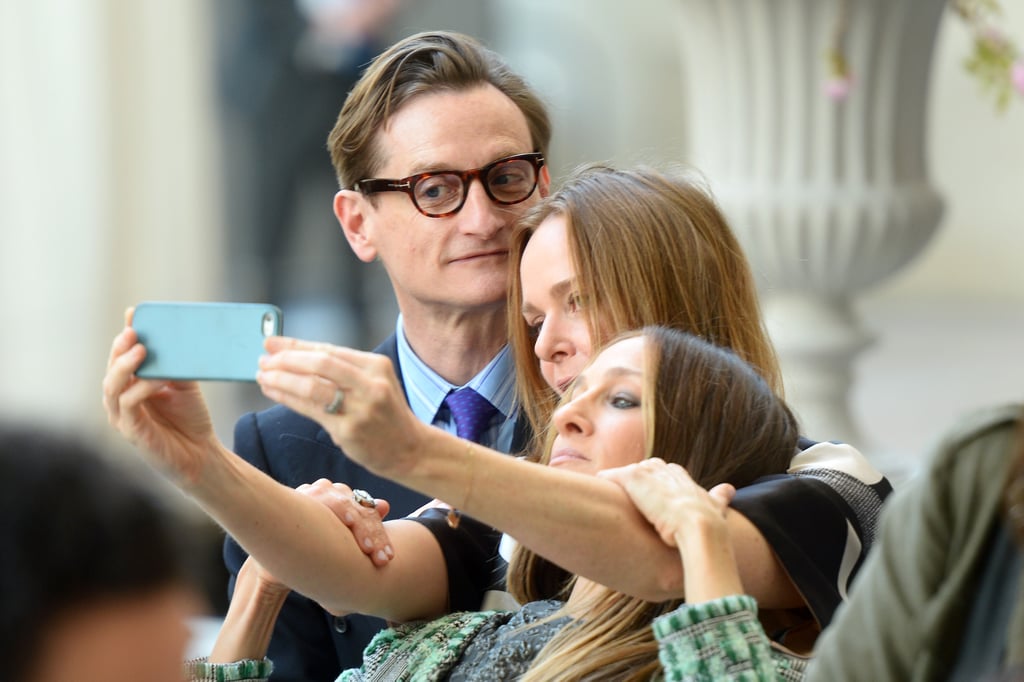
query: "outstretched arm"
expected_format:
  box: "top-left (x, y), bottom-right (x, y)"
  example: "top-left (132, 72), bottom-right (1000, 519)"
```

top-left (256, 337), bottom-right (800, 608)
top-left (102, 321), bottom-right (448, 622)
top-left (256, 338), bottom-right (798, 607)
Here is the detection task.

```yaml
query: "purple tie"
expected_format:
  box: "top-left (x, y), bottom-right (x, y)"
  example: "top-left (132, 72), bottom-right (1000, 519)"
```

top-left (444, 388), bottom-right (499, 444)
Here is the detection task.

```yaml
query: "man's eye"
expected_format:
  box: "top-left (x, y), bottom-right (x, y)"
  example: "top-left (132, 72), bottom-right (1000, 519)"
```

top-left (491, 170), bottom-right (526, 187)
top-left (416, 176), bottom-right (460, 203)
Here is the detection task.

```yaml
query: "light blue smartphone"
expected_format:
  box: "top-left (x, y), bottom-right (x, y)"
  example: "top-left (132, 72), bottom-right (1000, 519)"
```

top-left (132, 301), bottom-right (283, 382)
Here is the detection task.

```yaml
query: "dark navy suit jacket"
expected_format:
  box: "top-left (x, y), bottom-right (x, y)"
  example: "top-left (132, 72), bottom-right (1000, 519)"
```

top-left (223, 334), bottom-right (530, 681)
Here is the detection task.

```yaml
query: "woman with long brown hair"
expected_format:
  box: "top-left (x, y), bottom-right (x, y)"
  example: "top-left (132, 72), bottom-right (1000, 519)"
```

top-left (365, 164), bottom-right (890, 635)
top-left (190, 326), bottom-right (808, 680)
top-left (104, 164), bottom-right (889, 673)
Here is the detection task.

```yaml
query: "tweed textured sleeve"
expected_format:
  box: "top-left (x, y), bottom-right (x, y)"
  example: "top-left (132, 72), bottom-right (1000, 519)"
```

top-left (184, 657), bottom-right (273, 682)
top-left (654, 595), bottom-right (808, 681)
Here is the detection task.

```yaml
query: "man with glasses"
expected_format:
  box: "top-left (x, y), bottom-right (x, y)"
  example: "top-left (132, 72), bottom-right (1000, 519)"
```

top-left (223, 31), bottom-right (551, 681)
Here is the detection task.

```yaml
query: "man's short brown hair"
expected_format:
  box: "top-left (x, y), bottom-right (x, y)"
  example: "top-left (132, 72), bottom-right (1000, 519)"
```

top-left (327, 30), bottom-right (551, 190)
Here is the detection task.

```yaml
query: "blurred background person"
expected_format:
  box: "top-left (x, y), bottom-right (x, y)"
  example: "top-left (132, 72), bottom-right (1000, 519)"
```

top-left (212, 0), bottom-right (402, 349)
top-left (0, 424), bottom-right (201, 682)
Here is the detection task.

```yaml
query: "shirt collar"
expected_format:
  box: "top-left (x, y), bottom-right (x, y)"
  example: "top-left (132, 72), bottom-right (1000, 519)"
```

top-left (394, 315), bottom-right (517, 425)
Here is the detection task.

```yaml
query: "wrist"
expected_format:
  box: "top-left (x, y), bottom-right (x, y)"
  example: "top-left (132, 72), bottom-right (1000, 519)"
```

top-left (179, 440), bottom-right (245, 496)
top-left (404, 428), bottom-right (472, 496)
top-left (673, 513), bottom-right (728, 555)
top-left (238, 559), bottom-right (291, 602)
top-left (677, 520), bottom-right (744, 602)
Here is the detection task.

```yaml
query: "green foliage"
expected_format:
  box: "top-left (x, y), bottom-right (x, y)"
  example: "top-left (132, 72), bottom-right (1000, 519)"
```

top-left (952, 0), bottom-right (1021, 113)
top-left (963, 30), bottom-right (1018, 112)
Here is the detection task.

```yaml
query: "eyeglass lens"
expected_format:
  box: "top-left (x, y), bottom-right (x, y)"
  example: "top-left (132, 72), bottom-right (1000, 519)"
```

top-left (414, 157), bottom-right (538, 215)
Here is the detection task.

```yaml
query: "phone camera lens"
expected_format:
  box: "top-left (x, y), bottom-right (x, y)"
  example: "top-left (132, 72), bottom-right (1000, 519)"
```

top-left (261, 312), bottom-right (276, 337)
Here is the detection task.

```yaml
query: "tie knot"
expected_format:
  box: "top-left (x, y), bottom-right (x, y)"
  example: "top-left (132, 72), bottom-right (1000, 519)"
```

top-left (444, 388), bottom-right (499, 444)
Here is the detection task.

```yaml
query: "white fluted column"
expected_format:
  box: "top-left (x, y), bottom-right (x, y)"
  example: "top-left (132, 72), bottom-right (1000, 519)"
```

top-left (675, 0), bottom-right (947, 445)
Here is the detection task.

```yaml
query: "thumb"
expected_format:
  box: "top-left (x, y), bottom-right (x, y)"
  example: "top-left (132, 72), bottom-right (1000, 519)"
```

top-left (708, 483), bottom-right (737, 508)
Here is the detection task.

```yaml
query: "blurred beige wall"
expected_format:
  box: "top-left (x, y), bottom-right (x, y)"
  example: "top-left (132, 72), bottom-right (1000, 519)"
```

top-left (1, 0), bottom-right (1021, 471)
top-left (0, 0), bottom-right (222, 447)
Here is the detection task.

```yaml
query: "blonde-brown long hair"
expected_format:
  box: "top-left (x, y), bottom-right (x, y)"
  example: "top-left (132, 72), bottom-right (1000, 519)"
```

top-left (508, 164), bottom-right (782, 438)
top-left (508, 326), bottom-right (799, 681)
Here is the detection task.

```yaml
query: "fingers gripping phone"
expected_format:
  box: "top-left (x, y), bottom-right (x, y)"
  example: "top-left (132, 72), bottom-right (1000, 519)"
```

top-left (132, 302), bottom-right (283, 382)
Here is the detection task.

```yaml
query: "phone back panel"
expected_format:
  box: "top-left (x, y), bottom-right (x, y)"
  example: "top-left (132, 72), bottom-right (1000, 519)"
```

top-left (133, 302), bottom-right (283, 382)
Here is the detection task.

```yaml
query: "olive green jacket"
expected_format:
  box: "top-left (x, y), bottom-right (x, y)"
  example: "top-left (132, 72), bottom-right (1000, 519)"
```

top-left (809, 403), bottom-right (1024, 681)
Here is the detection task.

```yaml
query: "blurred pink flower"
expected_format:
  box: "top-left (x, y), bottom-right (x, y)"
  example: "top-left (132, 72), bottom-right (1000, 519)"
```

top-left (1013, 58), bottom-right (1024, 95)
top-left (981, 25), bottom-right (1008, 48)
top-left (824, 74), bottom-right (855, 101)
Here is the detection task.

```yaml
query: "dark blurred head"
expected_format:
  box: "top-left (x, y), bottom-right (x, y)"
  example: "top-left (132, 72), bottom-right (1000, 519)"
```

top-left (0, 425), bottom-right (196, 682)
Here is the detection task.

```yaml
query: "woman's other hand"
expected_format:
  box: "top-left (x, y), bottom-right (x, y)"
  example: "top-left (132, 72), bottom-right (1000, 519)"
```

top-left (600, 458), bottom-right (744, 601)
top-left (296, 479), bottom-right (395, 568)
top-left (600, 458), bottom-right (734, 547)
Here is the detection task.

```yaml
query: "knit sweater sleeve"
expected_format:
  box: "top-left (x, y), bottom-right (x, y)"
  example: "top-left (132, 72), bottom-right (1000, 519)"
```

top-left (183, 657), bottom-right (273, 682)
top-left (654, 595), bottom-right (808, 681)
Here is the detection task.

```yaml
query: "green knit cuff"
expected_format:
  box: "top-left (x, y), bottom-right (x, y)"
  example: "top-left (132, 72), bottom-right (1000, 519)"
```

top-left (653, 594), bottom-right (758, 637)
top-left (654, 595), bottom-right (784, 681)
top-left (183, 656), bottom-right (274, 682)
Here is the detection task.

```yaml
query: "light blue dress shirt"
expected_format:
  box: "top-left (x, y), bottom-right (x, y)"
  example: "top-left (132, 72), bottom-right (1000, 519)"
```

top-left (394, 316), bottom-right (518, 453)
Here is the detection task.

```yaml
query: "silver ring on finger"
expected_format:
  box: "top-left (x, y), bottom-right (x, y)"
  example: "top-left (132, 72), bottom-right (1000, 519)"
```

top-left (352, 489), bottom-right (376, 509)
top-left (324, 388), bottom-right (345, 415)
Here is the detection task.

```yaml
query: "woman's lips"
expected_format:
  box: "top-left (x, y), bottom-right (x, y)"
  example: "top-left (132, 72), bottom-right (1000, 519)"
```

top-left (549, 447), bottom-right (588, 467)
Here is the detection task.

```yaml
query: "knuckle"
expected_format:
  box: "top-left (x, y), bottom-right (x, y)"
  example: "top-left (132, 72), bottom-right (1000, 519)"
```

top-left (310, 354), bottom-right (337, 375)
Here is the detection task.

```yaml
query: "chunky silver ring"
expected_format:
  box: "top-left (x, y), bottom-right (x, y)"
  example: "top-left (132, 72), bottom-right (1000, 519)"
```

top-left (352, 489), bottom-right (376, 509)
top-left (324, 388), bottom-right (345, 415)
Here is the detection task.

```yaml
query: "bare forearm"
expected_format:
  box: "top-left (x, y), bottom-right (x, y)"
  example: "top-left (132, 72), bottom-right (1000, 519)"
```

top-left (182, 444), bottom-right (447, 619)
top-left (210, 562), bottom-right (287, 663)
top-left (182, 444), bottom-right (366, 601)
top-left (403, 433), bottom-right (801, 607)
top-left (403, 434), bottom-right (685, 600)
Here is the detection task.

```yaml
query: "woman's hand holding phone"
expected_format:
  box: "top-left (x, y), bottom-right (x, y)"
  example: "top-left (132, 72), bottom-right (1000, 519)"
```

top-left (102, 307), bottom-right (222, 487)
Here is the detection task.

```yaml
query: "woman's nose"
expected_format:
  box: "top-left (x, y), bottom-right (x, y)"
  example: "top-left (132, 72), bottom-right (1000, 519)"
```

top-left (534, 318), bottom-right (572, 364)
top-left (552, 396), bottom-right (589, 436)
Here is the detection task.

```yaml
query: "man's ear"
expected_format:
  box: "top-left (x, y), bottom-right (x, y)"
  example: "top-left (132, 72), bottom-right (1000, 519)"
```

top-left (335, 190), bottom-right (378, 263)
top-left (538, 165), bottom-right (552, 198)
